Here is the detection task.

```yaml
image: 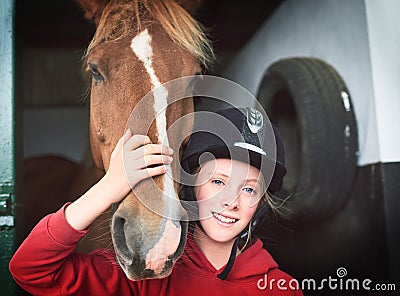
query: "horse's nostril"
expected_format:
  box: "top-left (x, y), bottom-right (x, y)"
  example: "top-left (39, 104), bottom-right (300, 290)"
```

top-left (112, 216), bottom-right (133, 265)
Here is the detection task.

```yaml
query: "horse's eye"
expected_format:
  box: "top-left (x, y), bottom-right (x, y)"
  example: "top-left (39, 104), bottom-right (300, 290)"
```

top-left (88, 63), bottom-right (104, 83)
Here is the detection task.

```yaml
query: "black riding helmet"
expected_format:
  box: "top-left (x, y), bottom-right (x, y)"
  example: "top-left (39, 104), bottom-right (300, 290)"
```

top-left (180, 107), bottom-right (287, 280)
top-left (181, 107), bottom-right (286, 196)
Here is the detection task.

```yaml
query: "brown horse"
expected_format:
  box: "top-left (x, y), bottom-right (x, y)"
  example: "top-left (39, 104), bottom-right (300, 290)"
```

top-left (74, 0), bottom-right (213, 280)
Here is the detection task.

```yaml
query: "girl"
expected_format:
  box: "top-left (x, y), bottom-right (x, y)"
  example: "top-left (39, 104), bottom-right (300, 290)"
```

top-left (10, 107), bottom-right (303, 295)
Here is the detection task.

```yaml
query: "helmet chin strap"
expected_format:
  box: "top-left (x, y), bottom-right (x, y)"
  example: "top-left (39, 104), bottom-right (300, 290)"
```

top-left (217, 236), bottom-right (240, 280)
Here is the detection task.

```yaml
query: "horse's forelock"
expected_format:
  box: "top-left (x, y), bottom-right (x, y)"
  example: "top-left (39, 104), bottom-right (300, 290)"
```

top-left (85, 0), bottom-right (214, 69)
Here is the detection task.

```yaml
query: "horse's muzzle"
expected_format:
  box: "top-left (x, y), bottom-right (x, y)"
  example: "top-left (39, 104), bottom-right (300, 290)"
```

top-left (111, 204), bottom-right (188, 280)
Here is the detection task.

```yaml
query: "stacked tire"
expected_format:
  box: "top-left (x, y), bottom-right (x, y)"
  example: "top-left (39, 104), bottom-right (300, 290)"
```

top-left (257, 58), bottom-right (358, 221)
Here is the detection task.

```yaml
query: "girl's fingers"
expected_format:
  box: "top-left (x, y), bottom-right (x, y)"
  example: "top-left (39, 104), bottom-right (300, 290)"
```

top-left (140, 154), bottom-right (173, 169)
top-left (133, 144), bottom-right (173, 159)
top-left (126, 165), bottom-right (168, 187)
top-left (111, 136), bottom-right (124, 159)
top-left (123, 128), bottom-right (133, 144)
top-left (120, 134), bottom-right (173, 188)
top-left (143, 144), bottom-right (173, 156)
top-left (124, 153), bottom-right (172, 170)
top-left (143, 144), bottom-right (174, 155)
top-left (145, 165), bottom-right (169, 177)
top-left (124, 134), bottom-right (152, 151)
top-left (137, 165), bottom-right (168, 181)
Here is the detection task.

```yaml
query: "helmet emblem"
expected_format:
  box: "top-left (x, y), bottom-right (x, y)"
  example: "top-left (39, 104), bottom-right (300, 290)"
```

top-left (247, 108), bottom-right (263, 133)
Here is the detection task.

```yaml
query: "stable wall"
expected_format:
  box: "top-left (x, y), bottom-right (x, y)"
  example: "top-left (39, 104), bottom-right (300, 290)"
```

top-left (365, 0), bottom-right (400, 163)
top-left (224, 0), bottom-right (400, 166)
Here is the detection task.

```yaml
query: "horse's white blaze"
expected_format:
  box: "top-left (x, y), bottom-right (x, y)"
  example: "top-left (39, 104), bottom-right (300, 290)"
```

top-left (145, 219), bottom-right (181, 274)
top-left (131, 29), bottom-right (181, 272)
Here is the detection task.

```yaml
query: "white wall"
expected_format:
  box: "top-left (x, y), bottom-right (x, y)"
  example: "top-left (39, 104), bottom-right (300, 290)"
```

top-left (365, 0), bottom-right (400, 163)
top-left (224, 0), bottom-right (399, 165)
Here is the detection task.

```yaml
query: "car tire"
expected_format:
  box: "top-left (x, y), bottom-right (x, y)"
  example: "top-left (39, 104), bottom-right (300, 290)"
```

top-left (257, 57), bottom-right (358, 220)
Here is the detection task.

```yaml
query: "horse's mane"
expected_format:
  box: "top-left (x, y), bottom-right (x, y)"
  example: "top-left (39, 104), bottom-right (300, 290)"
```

top-left (87, 0), bottom-right (214, 68)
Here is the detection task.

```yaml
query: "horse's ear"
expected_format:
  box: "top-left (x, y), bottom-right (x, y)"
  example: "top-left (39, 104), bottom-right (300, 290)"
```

top-left (175, 0), bottom-right (202, 15)
top-left (75, 0), bottom-right (109, 26)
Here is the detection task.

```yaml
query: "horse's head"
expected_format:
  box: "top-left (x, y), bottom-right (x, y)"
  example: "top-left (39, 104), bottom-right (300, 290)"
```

top-left (75, 0), bottom-right (213, 279)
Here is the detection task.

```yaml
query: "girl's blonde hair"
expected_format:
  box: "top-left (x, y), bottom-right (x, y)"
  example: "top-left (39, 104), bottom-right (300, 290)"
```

top-left (241, 190), bottom-right (290, 250)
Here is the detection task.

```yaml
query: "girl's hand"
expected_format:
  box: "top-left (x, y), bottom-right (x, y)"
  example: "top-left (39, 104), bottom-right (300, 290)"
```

top-left (65, 129), bottom-right (173, 231)
top-left (103, 129), bottom-right (174, 204)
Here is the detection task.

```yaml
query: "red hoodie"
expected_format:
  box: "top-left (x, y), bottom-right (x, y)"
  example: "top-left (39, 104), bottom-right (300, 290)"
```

top-left (10, 204), bottom-right (303, 295)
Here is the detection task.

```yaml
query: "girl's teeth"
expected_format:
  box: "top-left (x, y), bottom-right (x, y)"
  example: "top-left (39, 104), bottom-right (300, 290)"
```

top-left (213, 212), bottom-right (236, 223)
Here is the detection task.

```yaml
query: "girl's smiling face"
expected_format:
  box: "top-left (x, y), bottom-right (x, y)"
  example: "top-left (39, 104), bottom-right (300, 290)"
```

top-left (194, 158), bottom-right (264, 243)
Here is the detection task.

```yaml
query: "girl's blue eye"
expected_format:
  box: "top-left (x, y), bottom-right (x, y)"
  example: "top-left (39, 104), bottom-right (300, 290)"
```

top-left (244, 187), bottom-right (255, 194)
top-left (212, 179), bottom-right (224, 186)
